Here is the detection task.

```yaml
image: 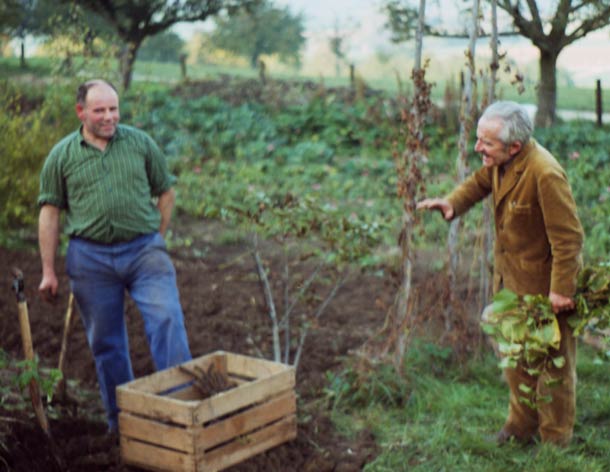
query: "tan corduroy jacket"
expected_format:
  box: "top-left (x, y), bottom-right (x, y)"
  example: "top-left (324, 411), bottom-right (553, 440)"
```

top-left (446, 139), bottom-right (584, 297)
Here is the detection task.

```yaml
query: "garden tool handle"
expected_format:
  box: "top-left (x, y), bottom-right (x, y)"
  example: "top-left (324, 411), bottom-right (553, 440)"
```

top-left (55, 292), bottom-right (75, 399)
top-left (11, 267), bottom-right (51, 436)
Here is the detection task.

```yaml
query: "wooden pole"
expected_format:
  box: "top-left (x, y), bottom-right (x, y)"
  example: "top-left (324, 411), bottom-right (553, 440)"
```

top-left (11, 268), bottom-right (51, 437)
top-left (596, 79), bottom-right (602, 127)
top-left (55, 292), bottom-right (75, 400)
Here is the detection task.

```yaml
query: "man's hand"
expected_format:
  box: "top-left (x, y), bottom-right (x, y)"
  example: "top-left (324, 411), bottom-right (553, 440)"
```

top-left (416, 198), bottom-right (455, 221)
top-left (39, 273), bottom-right (58, 303)
top-left (549, 291), bottom-right (575, 314)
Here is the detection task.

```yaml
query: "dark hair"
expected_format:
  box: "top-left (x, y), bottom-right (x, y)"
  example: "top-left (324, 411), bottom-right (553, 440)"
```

top-left (76, 79), bottom-right (118, 105)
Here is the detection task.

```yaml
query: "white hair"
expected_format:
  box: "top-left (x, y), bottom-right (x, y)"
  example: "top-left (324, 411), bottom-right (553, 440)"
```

top-left (479, 101), bottom-right (533, 146)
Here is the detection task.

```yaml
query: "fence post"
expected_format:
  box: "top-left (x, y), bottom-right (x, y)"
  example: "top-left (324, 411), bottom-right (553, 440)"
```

top-left (596, 79), bottom-right (602, 127)
top-left (258, 59), bottom-right (267, 85)
top-left (179, 54), bottom-right (187, 81)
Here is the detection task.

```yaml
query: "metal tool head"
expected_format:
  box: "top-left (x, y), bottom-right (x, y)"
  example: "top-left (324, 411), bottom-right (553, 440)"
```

top-left (11, 267), bottom-right (25, 302)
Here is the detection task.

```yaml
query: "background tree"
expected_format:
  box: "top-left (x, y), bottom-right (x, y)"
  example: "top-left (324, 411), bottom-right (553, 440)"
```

top-left (0, 1), bottom-right (21, 31)
top-left (496, 0), bottom-right (610, 127)
top-left (0, 0), bottom-right (58, 68)
top-left (385, 0), bottom-right (610, 128)
top-left (71, 0), bottom-right (260, 90)
top-left (210, 0), bottom-right (305, 69)
top-left (138, 31), bottom-right (185, 63)
top-left (383, 0), bottom-right (433, 42)
top-left (329, 19), bottom-right (346, 78)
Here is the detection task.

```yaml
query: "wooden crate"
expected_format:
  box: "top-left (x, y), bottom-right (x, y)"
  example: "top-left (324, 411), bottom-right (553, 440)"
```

top-left (117, 351), bottom-right (297, 472)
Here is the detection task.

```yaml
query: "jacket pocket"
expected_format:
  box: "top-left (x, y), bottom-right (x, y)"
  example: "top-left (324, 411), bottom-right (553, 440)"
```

top-left (510, 201), bottom-right (531, 214)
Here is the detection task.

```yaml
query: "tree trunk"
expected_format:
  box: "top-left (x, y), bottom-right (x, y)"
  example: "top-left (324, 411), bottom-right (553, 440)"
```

top-left (250, 52), bottom-right (259, 69)
top-left (20, 40), bottom-right (26, 68)
top-left (535, 49), bottom-right (559, 128)
top-left (119, 42), bottom-right (140, 91)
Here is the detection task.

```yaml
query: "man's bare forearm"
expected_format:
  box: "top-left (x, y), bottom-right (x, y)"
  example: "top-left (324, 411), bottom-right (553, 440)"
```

top-left (157, 188), bottom-right (176, 236)
top-left (39, 205), bottom-right (60, 277)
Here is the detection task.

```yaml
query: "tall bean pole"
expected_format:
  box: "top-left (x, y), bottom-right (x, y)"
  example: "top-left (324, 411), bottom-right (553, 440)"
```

top-left (381, 0), bottom-right (430, 371)
top-left (480, 0), bottom-right (499, 312)
top-left (446, 0), bottom-right (480, 329)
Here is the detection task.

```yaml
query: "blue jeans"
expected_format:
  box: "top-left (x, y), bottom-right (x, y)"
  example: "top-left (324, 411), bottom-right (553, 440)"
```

top-left (66, 232), bottom-right (192, 431)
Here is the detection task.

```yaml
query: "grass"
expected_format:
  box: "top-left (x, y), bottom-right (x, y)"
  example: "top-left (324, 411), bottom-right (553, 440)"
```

top-left (1, 56), bottom-right (608, 112)
top-left (327, 342), bottom-right (610, 472)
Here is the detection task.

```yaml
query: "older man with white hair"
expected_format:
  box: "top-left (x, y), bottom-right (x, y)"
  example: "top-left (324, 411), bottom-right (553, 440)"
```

top-left (418, 101), bottom-right (584, 446)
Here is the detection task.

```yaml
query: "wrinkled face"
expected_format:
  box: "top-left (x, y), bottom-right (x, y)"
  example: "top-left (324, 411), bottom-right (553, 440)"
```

top-left (474, 117), bottom-right (521, 168)
top-left (76, 83), bottom-right (119, 142)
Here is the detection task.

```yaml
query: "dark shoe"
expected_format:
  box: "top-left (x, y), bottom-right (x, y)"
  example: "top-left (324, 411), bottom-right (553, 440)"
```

top-left (496, 429), bottom-right (535, 446)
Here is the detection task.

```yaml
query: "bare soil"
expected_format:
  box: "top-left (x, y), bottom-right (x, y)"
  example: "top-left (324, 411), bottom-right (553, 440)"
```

top-left (4, 220), bottom-right (602, 470)
top-left (0, 219), bottom-right (411, 472)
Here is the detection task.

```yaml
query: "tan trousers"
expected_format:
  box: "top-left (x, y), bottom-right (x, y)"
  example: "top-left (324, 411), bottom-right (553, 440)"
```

top-left (502, 313), bottom-right (577, 446)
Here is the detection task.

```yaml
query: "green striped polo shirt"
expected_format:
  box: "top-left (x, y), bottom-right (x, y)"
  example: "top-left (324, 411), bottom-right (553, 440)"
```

top-left (38, 124), bottom-right (175, 244)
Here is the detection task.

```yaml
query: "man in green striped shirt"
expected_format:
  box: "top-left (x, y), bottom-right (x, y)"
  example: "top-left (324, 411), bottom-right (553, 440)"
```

top-left (38, 79), bottom-right (192, 432)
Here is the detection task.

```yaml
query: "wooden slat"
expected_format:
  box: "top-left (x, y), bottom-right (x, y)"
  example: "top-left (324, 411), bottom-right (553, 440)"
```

top-left (117, 388), bottom-right (195, 425)
top-left (226, 375), bottom-right (250, 386)
top-left (201, 415), bottom-right (297, 472)
top-left (119, 412), bottom-right (195, 453)
top-left (168, 385), bottom-right (204, 401)
top-left (197, 391), bottom-right (296, 450)
top-left (225, 352), bottom-right (291, 378)
top-left (121, 436), bottom-right (195, 472)
top-left (193, 370), bottom-right (295, 424)
top-left (121, 352), bottom-right (227, 394)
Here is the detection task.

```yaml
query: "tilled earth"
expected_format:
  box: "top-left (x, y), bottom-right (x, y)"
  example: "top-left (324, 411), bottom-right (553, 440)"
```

top-left (0, 221), bottom-right (410, 471)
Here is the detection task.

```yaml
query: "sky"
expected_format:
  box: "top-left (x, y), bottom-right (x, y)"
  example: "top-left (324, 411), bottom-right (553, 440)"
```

top-left (175, 0), bottom-right (610, 87)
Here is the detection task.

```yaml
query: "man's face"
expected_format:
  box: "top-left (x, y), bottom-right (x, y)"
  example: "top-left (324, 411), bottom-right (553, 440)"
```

top-left (474, 118), bottom-right (521, 168)
top-left (76, 83), bottom-right (119, 141)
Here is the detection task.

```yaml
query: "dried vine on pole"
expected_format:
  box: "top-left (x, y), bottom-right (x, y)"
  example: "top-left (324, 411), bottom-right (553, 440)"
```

top-left (363, 0), bottom-right (430, 372)
top-left (446, 0), bottom-right (479, 328)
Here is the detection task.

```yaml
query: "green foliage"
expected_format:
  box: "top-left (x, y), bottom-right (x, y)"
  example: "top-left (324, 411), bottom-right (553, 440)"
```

top-left (571, 262), bottom-right (610, 342)
top-left (535, 122), bottom-right (610, 260)
top-left (326, 341), bottom-right (454, 411)
top-left (0, 349), bottom-right (62, 406)
top-left (0, 82), bottom-right (77, 233)
top-left (325, 361), bottom-right (410, 410)
top-left (383, 0), bottom-right (428, 43)
top-left (210, 0), bottom-right (306, 68)
top-left (13, 358), bottom-right (62, 403)
top-left (138, 31), bottom-right (185, 63)
top-left (0, 0), bottom-right (22, 34)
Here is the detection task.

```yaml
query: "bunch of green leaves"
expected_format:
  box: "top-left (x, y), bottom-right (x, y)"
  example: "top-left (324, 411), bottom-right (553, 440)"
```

top-left (483, 289), bottom-right (563, 369)
top-left (481, 290), bottom-right (564, 408)
top-left (482, 263), bottom-right (610, 407)
top-left (570, 262), bottom-right (610, 341)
